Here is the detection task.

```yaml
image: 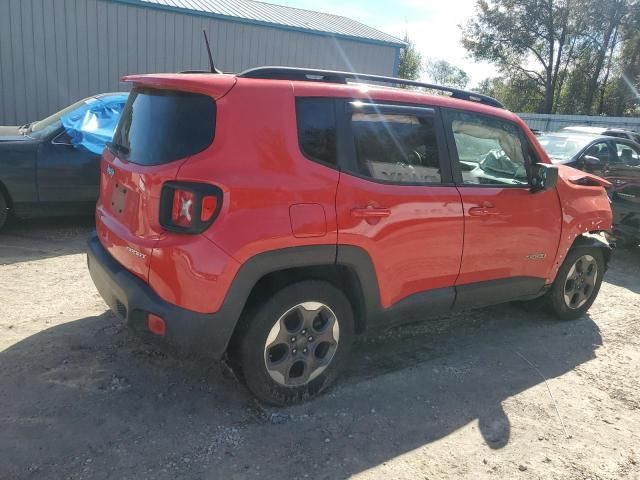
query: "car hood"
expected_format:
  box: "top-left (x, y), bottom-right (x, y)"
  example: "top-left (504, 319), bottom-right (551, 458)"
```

top-left (548, 156), bottom-right (575, 165)
top-left (0, 126), bottom-right (28, 142)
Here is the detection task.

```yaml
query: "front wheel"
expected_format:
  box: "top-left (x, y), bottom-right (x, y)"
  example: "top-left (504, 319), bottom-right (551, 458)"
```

top-left (546, 248), bottom-right (605, 320)
top-left (231, 280), bottom-right (354, 406)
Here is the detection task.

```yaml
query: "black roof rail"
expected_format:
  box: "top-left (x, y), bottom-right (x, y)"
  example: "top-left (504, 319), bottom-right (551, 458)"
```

top-left (238, 66), bottom-right (505, 109)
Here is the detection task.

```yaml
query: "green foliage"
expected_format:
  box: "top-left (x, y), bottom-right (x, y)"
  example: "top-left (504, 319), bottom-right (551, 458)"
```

top-left (463, 0), bottom-right (640, 115)
top-left (425, 60), bottom-right (470, 88)
top-left (475, 75), bottom-right (543, 112)
top-left (397, 34), bottom-right (422, 81)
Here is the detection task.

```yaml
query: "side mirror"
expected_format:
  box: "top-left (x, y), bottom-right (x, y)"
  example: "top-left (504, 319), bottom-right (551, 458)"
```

top-left (530, 163), bottom-right (559, 193)
top-left (582, 155), bottom-right (601, 167)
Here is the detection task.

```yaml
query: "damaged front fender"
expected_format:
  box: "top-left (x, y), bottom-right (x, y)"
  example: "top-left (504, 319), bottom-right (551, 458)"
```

top-left (548, 165), bottom-right (613, 282)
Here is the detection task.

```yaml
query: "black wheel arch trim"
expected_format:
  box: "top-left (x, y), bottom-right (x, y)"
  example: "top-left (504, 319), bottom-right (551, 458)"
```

top-left (212, 244), bottom-right (381, 357)
top-left (0, 180), bottom-right (12, 209)
top-left (571, 234), bottom-right (613, 270)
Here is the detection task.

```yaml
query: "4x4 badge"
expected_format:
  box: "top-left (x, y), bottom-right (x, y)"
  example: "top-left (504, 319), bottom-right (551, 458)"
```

top-left (106, 165), bottom-right (115, 178)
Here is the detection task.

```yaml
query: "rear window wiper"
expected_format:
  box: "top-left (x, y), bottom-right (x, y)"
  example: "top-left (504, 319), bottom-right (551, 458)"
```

top-left (107, 141), bottom-right (130, 156)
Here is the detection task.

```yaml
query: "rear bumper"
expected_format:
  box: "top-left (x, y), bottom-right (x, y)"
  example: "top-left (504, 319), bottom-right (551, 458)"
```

top-left (87, 231), bottom-right (229, 358)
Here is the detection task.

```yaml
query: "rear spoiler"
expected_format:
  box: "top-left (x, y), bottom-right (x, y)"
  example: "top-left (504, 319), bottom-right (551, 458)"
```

top-left (121, 74), bottom-right (236, 99)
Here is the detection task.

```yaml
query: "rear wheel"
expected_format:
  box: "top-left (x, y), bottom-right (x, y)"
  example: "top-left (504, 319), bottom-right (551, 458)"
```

top-left (546, 248), bottom-right (605, 320)
top-left (0, 193), bottom-right (8, 231)
top-left (231, 280), bottom-right (354, 406)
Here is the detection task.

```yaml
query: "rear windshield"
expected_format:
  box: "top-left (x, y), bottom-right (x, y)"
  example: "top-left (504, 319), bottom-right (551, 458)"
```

top-left (111, 88), bottom-right (215, 165)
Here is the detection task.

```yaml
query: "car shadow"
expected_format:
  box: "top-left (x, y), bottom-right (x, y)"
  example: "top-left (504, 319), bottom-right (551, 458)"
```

top-left (0, 217), bottom-right (93, 265)
top-left (0, 305), bottom-right (601, 479)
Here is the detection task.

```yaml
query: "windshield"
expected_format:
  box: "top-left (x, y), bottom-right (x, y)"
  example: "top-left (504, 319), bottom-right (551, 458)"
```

top-left (26, 98), bottom-right (94, 139)
top-left (537, 134), bottom-right (597, 162)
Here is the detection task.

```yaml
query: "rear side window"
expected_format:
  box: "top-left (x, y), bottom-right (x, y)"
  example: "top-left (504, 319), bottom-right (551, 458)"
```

top-left (351, 112), bottom-right (442, 184)
top-left (112, 88), bottom-right (215, 165)
top-left (613, 141), bottom-right (640, 165)
top-left (296, 98), bottom-right (337, 166)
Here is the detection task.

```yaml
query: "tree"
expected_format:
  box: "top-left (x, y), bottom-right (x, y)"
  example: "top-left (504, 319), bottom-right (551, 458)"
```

top-left (475, 74), bottom-right (544, 112)
top-left (425, 59), bottom-right (470, 88)
top-left (580, 0), bottom-right (628, 113)
top-left (397, 34), bottom-right (422, 81)
top-left (462, 0), bottom-right (582, 113)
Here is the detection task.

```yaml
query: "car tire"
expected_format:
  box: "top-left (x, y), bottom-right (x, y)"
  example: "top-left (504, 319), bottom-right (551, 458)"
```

top-left (230, 280), bottom-right (354, 406)
top-left (545, 247), bottom-right (605, 321)
top-left (0, 193), bottom-right (8, 231)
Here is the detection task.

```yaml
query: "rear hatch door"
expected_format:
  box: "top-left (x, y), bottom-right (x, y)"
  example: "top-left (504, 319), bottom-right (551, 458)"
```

top-left (96, 78), bottom-right (233, 280)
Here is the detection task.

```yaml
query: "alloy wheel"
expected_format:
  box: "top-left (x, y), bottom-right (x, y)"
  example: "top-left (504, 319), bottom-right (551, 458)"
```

top-left (263, 302), bottom-right (340, 387)
top-left (563, 254), bottom-right (598, 309)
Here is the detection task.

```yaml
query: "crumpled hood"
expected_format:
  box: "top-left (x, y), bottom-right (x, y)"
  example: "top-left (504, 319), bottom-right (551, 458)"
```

top-left (557, 164), bottom-right (612, 188)
top-left (0, 126), bottom-right (28, 142)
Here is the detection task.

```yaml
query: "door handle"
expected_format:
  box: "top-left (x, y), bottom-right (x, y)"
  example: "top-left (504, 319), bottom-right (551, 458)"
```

top-left (469, 207), bottom-right (499, 216)
top-left (351, 206), bottom-right (391, 218)
top-left (468, 201), bottom-right (499, 216)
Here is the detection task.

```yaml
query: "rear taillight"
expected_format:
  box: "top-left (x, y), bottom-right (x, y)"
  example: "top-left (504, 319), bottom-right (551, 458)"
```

top-left (160, 182), bottom-right (222, 233)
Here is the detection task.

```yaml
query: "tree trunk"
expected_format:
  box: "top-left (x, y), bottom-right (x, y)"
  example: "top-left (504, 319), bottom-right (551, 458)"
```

top-left (583, 0), bottom-right (624, 114)
top-left (598, 26), bottom-right (620, 114)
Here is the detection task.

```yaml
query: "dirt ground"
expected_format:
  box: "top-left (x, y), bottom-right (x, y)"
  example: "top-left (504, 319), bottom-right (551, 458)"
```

top-left (0, 218), bottom-right (639, 480)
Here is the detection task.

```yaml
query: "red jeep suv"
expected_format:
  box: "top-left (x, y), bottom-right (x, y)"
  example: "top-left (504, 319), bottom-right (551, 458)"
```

top-left (87, 67), bottom-right (613, 405)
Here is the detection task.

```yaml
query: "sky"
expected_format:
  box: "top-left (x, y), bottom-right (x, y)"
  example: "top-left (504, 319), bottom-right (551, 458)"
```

top-left (273, 0), bottom-right (498, 87)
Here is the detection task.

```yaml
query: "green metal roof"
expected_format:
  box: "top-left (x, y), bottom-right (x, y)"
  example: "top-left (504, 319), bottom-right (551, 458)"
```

top-left (110, 0), bottom-right (405, 47)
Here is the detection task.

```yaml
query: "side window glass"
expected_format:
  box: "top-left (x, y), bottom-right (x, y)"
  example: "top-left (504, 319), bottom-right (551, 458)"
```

top-left (449, 111), bottom-right (529, 186)
top-left (296, 98), bottom-right (337, 166)
top-left (350, 112), bottom-right (442, 184)
top-left (584, 142), bottom-right (611, 163)
top-left (614, 142), bottom-right (640, 166)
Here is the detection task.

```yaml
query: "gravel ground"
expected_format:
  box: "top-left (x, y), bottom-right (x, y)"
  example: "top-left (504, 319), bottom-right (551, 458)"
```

top-left (0, 218), bottom-right (639, 480)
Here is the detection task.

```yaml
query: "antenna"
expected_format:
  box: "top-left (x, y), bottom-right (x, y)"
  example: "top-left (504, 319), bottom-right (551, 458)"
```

top-left (203, 30), bottom-right (222, 74)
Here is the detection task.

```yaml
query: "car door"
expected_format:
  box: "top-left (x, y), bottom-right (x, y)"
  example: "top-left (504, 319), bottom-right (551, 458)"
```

top-left (335, 100), bottom-right (464, 315)
top-left (442, 109), bottom-right (562, 308)
top-left (36, 128), bottom-right (101, 205)
top-left (607, 141), bottom-right (640, 182)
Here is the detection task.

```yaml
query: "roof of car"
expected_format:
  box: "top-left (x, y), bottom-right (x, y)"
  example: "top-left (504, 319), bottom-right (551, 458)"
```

top-left (541, 132), bottom-right (640, 147)
top-left (564, 125), bottom-right (639, 135)
top-left (123, 70), bottom-right (519, 122)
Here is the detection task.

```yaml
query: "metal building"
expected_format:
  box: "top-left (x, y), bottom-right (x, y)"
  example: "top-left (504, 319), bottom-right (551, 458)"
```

top-left (0, 0), bottom-right (404, 124)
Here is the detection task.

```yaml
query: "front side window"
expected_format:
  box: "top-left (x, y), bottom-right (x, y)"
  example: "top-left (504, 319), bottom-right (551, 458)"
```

top-left (449, 111), bottom-right (529, 186)
top-left (351, 112), bottom-right (442, 184)
top-left (583, 142), bottom-right (612, 164)
top-left (613, 142), bottom-right (640, 165)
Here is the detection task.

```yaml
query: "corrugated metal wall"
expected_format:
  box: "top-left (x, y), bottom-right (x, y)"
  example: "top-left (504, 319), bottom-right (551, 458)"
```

top-left (0, 0), bottom-right (400, 124)
top-left (519, 113), bottom-right (640, 132)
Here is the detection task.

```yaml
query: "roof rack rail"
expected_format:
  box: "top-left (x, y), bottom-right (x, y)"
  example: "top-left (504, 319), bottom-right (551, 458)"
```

top-left (238, 66), bottom-right (505, 109)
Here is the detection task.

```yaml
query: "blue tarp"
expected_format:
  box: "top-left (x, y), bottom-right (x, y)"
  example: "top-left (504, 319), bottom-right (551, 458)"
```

top-left (61, 94), bottom-right (128, 155)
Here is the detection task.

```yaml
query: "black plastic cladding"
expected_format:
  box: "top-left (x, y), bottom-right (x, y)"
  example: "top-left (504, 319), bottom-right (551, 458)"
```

top-left (238, 66), bottom-right (505, 109)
